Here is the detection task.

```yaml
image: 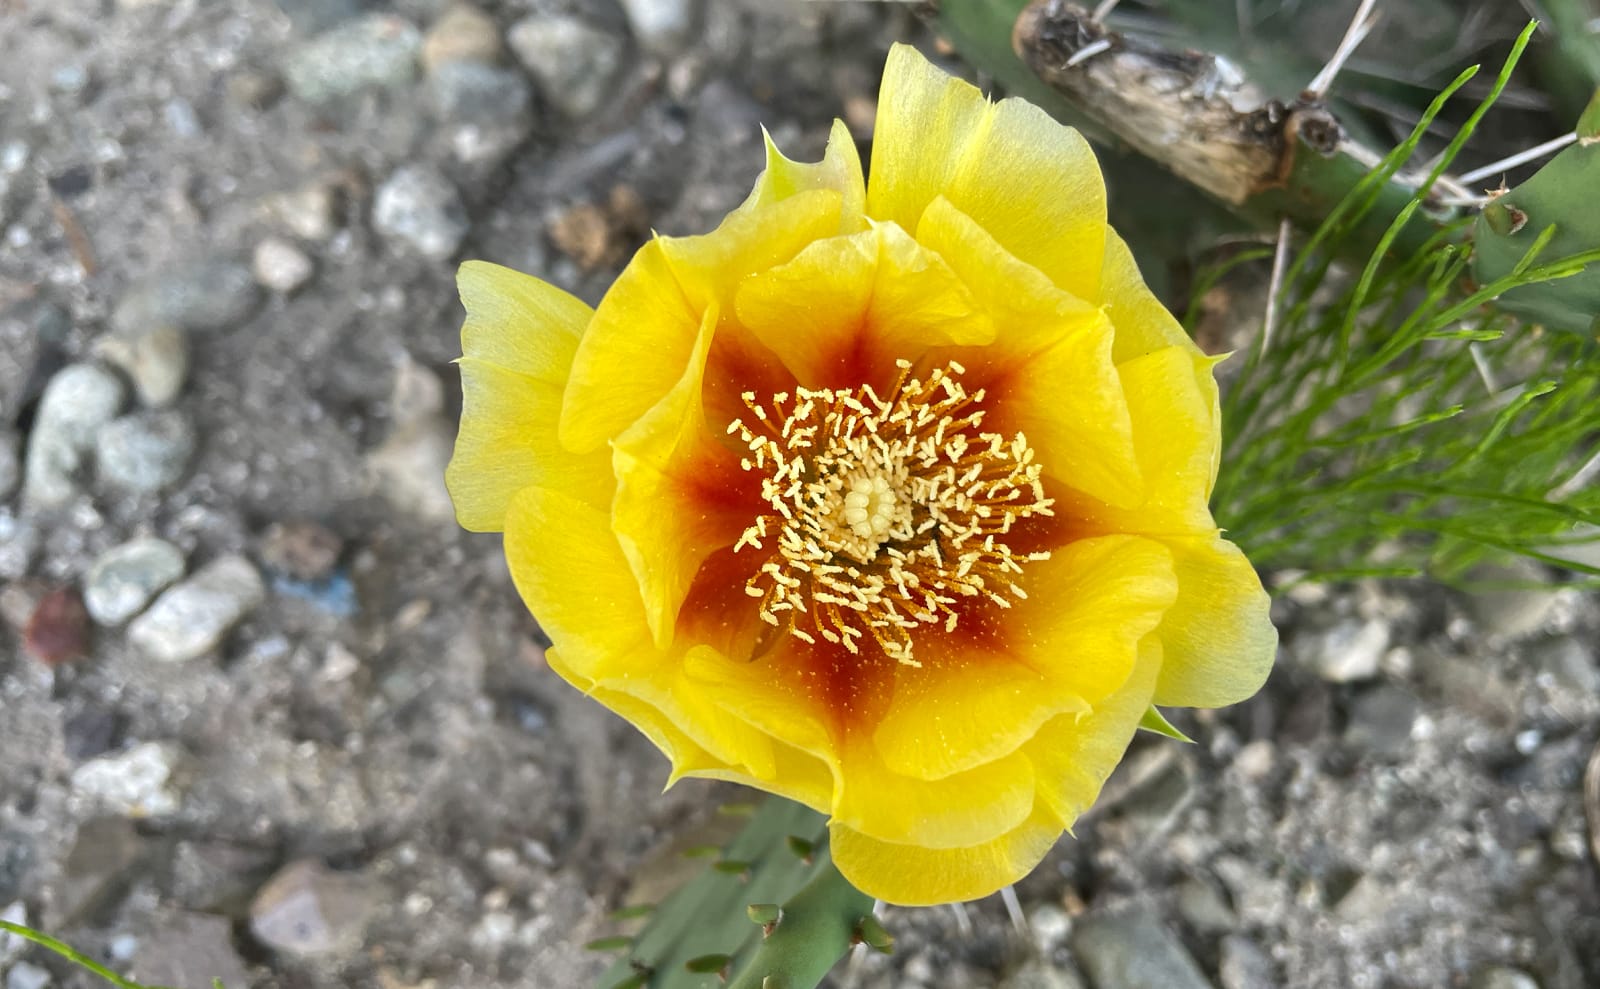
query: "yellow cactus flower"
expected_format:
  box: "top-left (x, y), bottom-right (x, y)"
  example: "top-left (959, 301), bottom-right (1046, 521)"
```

top-left (446, 43), bottom-right (1276, 906)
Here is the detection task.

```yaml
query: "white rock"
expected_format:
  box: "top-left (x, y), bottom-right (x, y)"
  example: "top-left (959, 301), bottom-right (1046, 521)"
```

top-left (94, 325), bottom-right (190, 408)
top-left (1302, 617), bottom-right (1389, 683)
top-left (252, 236), bottom-right (315, 294)
top-left (619, 0), bottom-right (693, 52)
top-left (70, 741), bottom-right (184, 817)
top-left (22, 363), bottom-right (127, 509)
top-left (373, 165), bottom-right (469, 261)
top-left (84, 537), bottom-right (187, 626)
top-left (128, 555), bottom-right (265, 662)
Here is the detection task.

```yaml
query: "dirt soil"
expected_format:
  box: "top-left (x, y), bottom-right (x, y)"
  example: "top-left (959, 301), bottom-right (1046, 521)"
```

top-left (1, 2), bottom-right (1597, 988)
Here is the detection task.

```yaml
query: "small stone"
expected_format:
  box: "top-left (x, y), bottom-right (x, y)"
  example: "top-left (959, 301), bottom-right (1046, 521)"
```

top-left (507, 14), bottom-right (625, 118)
top-left (366, 417), bottom-right (456, 521)
top-left (54, 817), bottom-right (148, 924)
top-left (24, 586), bottom-right (90, 665)
top-left (112, 262), bottom-right (262, 336)
top-left (94, 325), bottom-right (190, 408)
top-left (268, 183), bottom-right (338, 241)
top-left (1000, 959), bottom-right (1087, 989)
top-left (225, 69), bottom-right (285, 109)
top-left (84, 537), bottom-right (186, 626)
top-left (249, 859), bottom-right (377, 960)
top-left (0, 901), bottom-right (26, 965)
top-left (1218, 936), bottom-right (1273, 989)
top-left (1300, 616), bottom-right (1389, 683)
top-left (260, 520), bottom-right (343, 581)
top-left (1175, 878), bottom-right (1236, 935)
top-left (22, 363), bottom-right (126, 509)
top-left (1467, 560), bottom-right (1564, 641)
top-left (0, 427), bottom-right (18, 497)
top-left (283, 14), bottom-right (422, 105)
top-left (1342, 685), bottom-right (1419, 761)
top-left (1471, 966), bottom-right (1540, 989)
top-left (272, 0), bottom-right (365, 34)
top-left (95, 410), bottom-right (197, 495)
top-left (130, 912), bottom-right (252, 989)
top-left (1029, 903), bottom-right (1073, 953)
top-left (70, 741), bottom-right (184, 817)
top-left (5, 962), bottom-right (50, 989)
top-left (422, 3), bottom-right (503, 73)
top-left (374, 165), bottom-right (469, 261)
top-left (425, 59), bottom-right (532, 123)
top-left (251, 236), bottom-right (315, 294)
top-left (1, 299), bottom-right (68, 424)
top-left (619, 0), bottom-right (693, 52)
top-left (128, 555), bottom-right (265, 663)
top-left (1070, 911), bottom-right (1213, 989)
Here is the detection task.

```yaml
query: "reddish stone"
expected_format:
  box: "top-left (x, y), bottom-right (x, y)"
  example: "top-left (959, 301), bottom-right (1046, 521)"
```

top-left (25, 586), bottom-right (90, 665)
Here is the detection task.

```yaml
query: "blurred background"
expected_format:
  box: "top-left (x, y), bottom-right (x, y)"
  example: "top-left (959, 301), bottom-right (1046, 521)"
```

top-left (1, 1), bottom-right (1597, 987)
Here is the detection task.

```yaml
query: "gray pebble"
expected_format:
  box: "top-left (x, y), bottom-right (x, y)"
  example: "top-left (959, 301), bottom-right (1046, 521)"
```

top-left (84, 537), bottom-right (186, 626)
top-left (1000, 959), bottom-right (1086, 989)
top-left (1466, 560), bottom-right (1564, 641)
top-left (251, 236), bottom-right (316, 294)
top-left (69, 741), bottom-right (185, 817)
top-left (5, 961), bottom-right (51, 989)
top-left (94, 324), bottom-right (190, 408)
top-left (128, 555), bottom-right (265, 663)
top-left (23, 363), bottom-right (127, 510)
top-left (1218, 936), bottom-right (1274, 989)
top-left (1342, 686), bottom-right (1419, 761)
top-left (619, 0), bottom-right (694, 53)
top-left (425, 59), bottom-right (531, 124)
top-left (95, 410), bottom-right (196, 495)
top-left (373, 165), bottom-right (469, 260)
top-left (507, 14), bottom-right (624, 118)
top-left (249, 859), bottom-right (377, 960)
top-left (272, 0), bottom-right (366, 34)
top-left (130, 912), bottom-right (252, 989)
top-left (283, 14), bottom-right (422, 104)
top-left (1176, 878), bottom-right (1237, 935)
top-left (0, 427), bottom-right (18, 498)
top-left (0, 901), bottom-right (25, 965)
top-left (1, 299), bottom-right (68, 424)
top-left (1070, 911), bottom-right (1214, 989)
top-left (111, 262), bottom-right (262, 336)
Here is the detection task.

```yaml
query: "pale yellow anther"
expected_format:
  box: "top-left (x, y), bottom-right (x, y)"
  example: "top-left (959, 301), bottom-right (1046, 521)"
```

top-left (730, 361), bottom-right (1053, 665)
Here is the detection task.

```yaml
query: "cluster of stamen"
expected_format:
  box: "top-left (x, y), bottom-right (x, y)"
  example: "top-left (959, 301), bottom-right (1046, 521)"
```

top-left (727, 360), bottom-right (1054, 666)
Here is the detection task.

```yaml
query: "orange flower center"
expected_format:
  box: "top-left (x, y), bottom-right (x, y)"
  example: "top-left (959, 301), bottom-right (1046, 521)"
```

top-left (728, 361), bottom-right (1054, 666)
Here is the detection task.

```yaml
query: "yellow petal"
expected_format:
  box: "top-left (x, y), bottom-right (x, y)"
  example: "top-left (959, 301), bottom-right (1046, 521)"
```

top-left (744, 118), bottom-right (867, 224)
top-left (915, 195), bottom-right (1096, 346)
top-left (661, 188), bottom-right (848, 312)
top-left (545, 646), bottom-right (722, 775)
top-left (672, 716), bottom-right (836, 815)
top-left (610, 305), bottom-right (728, 647)
top-left (559, 239), bottom-right (700, 453)
top-left (1049, 344), bottom-right (1220, 537)
top-left (1099, 228), bottom-right (1201, 363)
top-left (447, 357), bottom-right (614, 529)
top-left (1149, 535), bottom-right (1277, 709)
top-left (502, 486), bottom-right (654, 680)
top-left (833, 743), bottom-right (1036, 849)
top-left (867, 44), bottom-right (1106, 301)
top-left (829, 799), bottom-right (1061, 907)
top-left (1027, 634), bottom-right (1163, 826)
top-left (448, 263), bottom-right (612, 529)
top-left (734, 221), bottom-right (993, 388)
top-left (872, 534), bottom-right (1176, 781)
top-left (457, 260), bottom-right (589, 379)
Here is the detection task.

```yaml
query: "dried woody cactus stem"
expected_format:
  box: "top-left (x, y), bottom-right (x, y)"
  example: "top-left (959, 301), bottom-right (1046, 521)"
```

top-left (937, 0), bottom-right (1465, 258)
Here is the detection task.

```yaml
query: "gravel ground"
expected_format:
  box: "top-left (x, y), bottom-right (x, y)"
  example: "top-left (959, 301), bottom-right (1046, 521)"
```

top-left (1, 2), bottom-right (1597, 988)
